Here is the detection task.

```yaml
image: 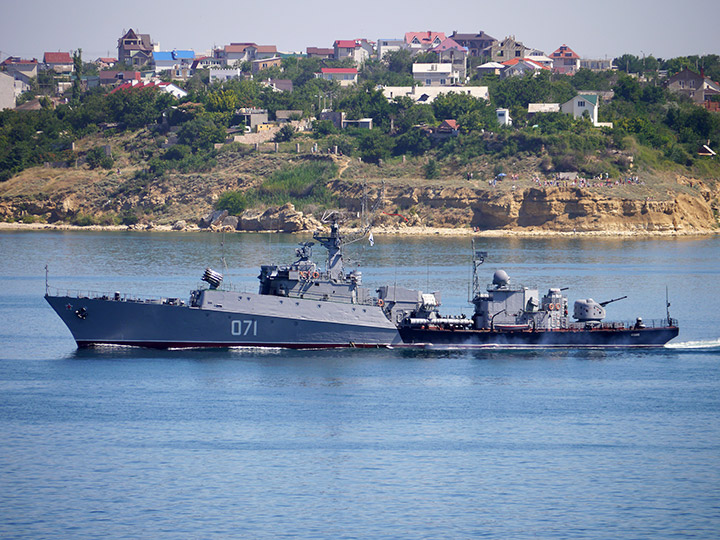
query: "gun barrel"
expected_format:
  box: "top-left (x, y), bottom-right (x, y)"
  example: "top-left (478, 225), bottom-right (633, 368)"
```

top-left (599, 295), bottom-right (628, 307)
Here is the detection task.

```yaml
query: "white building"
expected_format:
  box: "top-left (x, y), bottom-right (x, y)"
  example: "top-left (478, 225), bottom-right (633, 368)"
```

top-left (561, 94), bottom-right (599, 125)
top-left (528, 103), bottom-right (560, 115)
top-left (209, 68), bottom-right (245, 83)
top-left (496, 108), bottom-right (512, 126)
top-left (316, 68), bottom-right (358, 87)
top-left (382, 85), bottom-right (489, 103)
top-left (0, 72), bottom-right (16, 110)
top-left (376, 38), bottom-right (407, 60)
top-left (333, 40), bottom-right (373, 65)
top-left (412, 63), bottom-right (460, 86)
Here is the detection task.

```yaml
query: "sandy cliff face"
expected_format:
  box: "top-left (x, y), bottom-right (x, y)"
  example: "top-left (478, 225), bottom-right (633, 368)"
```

top-left (332, 182), bottom-right (718, 233)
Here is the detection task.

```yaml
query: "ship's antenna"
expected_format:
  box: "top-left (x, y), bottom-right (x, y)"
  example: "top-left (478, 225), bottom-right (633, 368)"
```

top-left (666, 286), bottom-right (671, 323)
top-left (45, 264), bottom-right (49, 295)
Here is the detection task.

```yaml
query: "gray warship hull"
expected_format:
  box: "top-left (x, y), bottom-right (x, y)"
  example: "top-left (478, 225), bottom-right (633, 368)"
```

top-left (399, 324), bottom-right (679, 348)
top-left (46, 290), bottom-right (402, 349)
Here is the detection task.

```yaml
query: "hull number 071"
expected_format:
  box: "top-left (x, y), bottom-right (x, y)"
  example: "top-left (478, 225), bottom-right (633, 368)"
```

top-left (231, 320), bottom-right (258, 336)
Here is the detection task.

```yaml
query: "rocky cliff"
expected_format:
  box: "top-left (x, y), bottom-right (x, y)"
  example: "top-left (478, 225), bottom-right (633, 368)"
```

top-left (332, 181), bottom-right (719, 233)
top-left (0, 159), bottom-right (717, 234)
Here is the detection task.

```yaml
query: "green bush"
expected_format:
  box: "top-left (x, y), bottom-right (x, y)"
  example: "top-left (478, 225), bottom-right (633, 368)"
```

top-left (85, 146), bottom-right (114, 169)
top-left (216, 190), bottom-right (251, 215)
top-left (72, 214), bottom-right (96, 226)
top-left (424, 158), bottom-right (439, 179)
top-left (273, 124), bottom-right (296, 142)
top-left (215, 161), bottom-right (338, 212)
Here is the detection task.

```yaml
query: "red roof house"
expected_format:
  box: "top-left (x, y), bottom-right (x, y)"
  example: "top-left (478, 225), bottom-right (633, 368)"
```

top-left (43, 52), bottom-right (74, 73)
top-left (551, 44), bottom-right (581, 74)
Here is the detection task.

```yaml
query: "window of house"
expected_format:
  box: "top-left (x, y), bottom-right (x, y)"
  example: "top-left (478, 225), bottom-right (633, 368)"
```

top-left (440, 79), bottom-right (446, 85)
top-left (426, 79), bottom-right (431, 85)
top-left (690, 80), bottom-right (695, 88)
top-left (498, 51), bottom-right (503, 57)
top-left (515, 50), bottom-right (521, 57)
top-left (577, 100), bottom-right (585, 107)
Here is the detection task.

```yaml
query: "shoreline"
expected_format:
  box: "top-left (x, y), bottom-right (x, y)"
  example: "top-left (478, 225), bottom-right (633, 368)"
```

top-left (1, 221), bottom-right (717, 237)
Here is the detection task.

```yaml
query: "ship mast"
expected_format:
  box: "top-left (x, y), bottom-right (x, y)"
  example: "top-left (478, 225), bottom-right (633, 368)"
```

top-left (471, 238), bottom-right (487, 299)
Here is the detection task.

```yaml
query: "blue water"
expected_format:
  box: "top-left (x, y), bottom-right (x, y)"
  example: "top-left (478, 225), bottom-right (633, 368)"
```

top-left (1, 230), bottom-right (720, 539)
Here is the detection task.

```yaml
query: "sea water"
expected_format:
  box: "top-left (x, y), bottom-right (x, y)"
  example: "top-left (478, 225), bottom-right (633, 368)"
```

top-left (1, 230), bottom-right (719, 539)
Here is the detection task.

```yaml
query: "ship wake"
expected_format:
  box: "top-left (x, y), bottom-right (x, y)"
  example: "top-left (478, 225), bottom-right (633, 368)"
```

top-left (665, 338), bottom-right (720, 351)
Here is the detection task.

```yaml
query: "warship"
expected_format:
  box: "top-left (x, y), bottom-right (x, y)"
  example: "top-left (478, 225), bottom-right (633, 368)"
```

top-left (397, 242), bottom-right (679, 348)
top-left (45, 221), bottom-right (440, 349)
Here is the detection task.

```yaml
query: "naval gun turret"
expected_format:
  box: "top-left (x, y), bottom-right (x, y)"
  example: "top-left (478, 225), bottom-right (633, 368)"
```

top-left (573, 296), bottom-right (627, 322)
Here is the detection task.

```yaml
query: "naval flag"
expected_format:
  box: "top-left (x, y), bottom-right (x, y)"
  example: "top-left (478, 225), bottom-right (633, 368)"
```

top-left (368, 232), bottom-right (374, 246)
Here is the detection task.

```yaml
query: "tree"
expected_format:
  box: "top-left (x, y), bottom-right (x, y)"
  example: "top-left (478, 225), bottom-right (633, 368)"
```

top-left (385, 49), bottom-right (414, 74)
top-left (613, 76), bottom-right (642, 103)
top-left (356, 130), bottom-right (395, 163)
top-left (614, 54), bottom-right (644, 74)
top-left (72, 49), bottom-right (83, 103)
top-left (177, 117), bottom-right (226, 152)
top-left (273, 124), bottom-right (296, 142)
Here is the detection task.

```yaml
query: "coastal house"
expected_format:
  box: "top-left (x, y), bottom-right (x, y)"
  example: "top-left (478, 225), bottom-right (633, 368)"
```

top-left (117, 29), bottom-right (156, 67)
top-left (526, 51), bottom-right (554, 69)
top-left (561, 94), bottom-right (599, 125)
top-left (476, 61), bottom-right (505, 77)
top-left (263, 79), bottom-right (294, 92)
top-left (376, 39), bottom-right (407, 60)
top-left (306, 47), bottom-right (335, 59)
top-left (0, 72), bottom-right (15, 110)
top-left (412, 63), bottom-right (459, 86)
top-left (275, 110), bottom-right (303, 122)
top-left (153, 50), bottom-right (195, 79)
top-left (315, 67), bottom-right (358, 86)
top-left (94, 57), bottom-right (117, 70)
top-left (580, 58), bottom-right (614, 71)
top-left (99, 70), bottom-right (142, 86)
top-left (237, 108), bottom-right (269, 130)
top-left (381, 85), bottom-right (489, 103)
top-left (435, 119), bottom-right (459, 138)
top-left (209, 68), bottom-right (244, 83)
top-left (319, 110), bottom-right (372, 130)
top-left (333, 40), bottom-right (373, 64)
top-left (449, 31), bottom-right (497, 58)
top-left (496, 108), bottom-right (512, 126)
top-left (214, 43), bottom-right (278, 66)
top-left (255, 46), bottom-right (279, 60)
top-left (1, 57), bottom-right (39, 84)
top-left (405, 31), bottom-right (446, 53)
top-left (430, 38), bottom-right (468, 81)
top-left (527, 103), bottom-right (561, 119)
top-left (215, 43), bottom-right (256, 66)
top-left (551, 44), bottom-right (581, 75)
top-left (110, 80), bottom-right (188, 99)
top-left (665, 68), bottom-right (720, 105)
top-left (500, 58), bottom-right (549, 78)
top-left (43, 52), bottom-right (73, 74)
top-left (488, 36), bottom-right (528, 63)
top-left (251, 56), bottom-right (282, 74)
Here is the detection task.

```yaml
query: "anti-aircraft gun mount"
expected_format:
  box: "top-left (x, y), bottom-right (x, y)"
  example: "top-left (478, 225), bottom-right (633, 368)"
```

top-left (573, 296), bottom-right (628, 323)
